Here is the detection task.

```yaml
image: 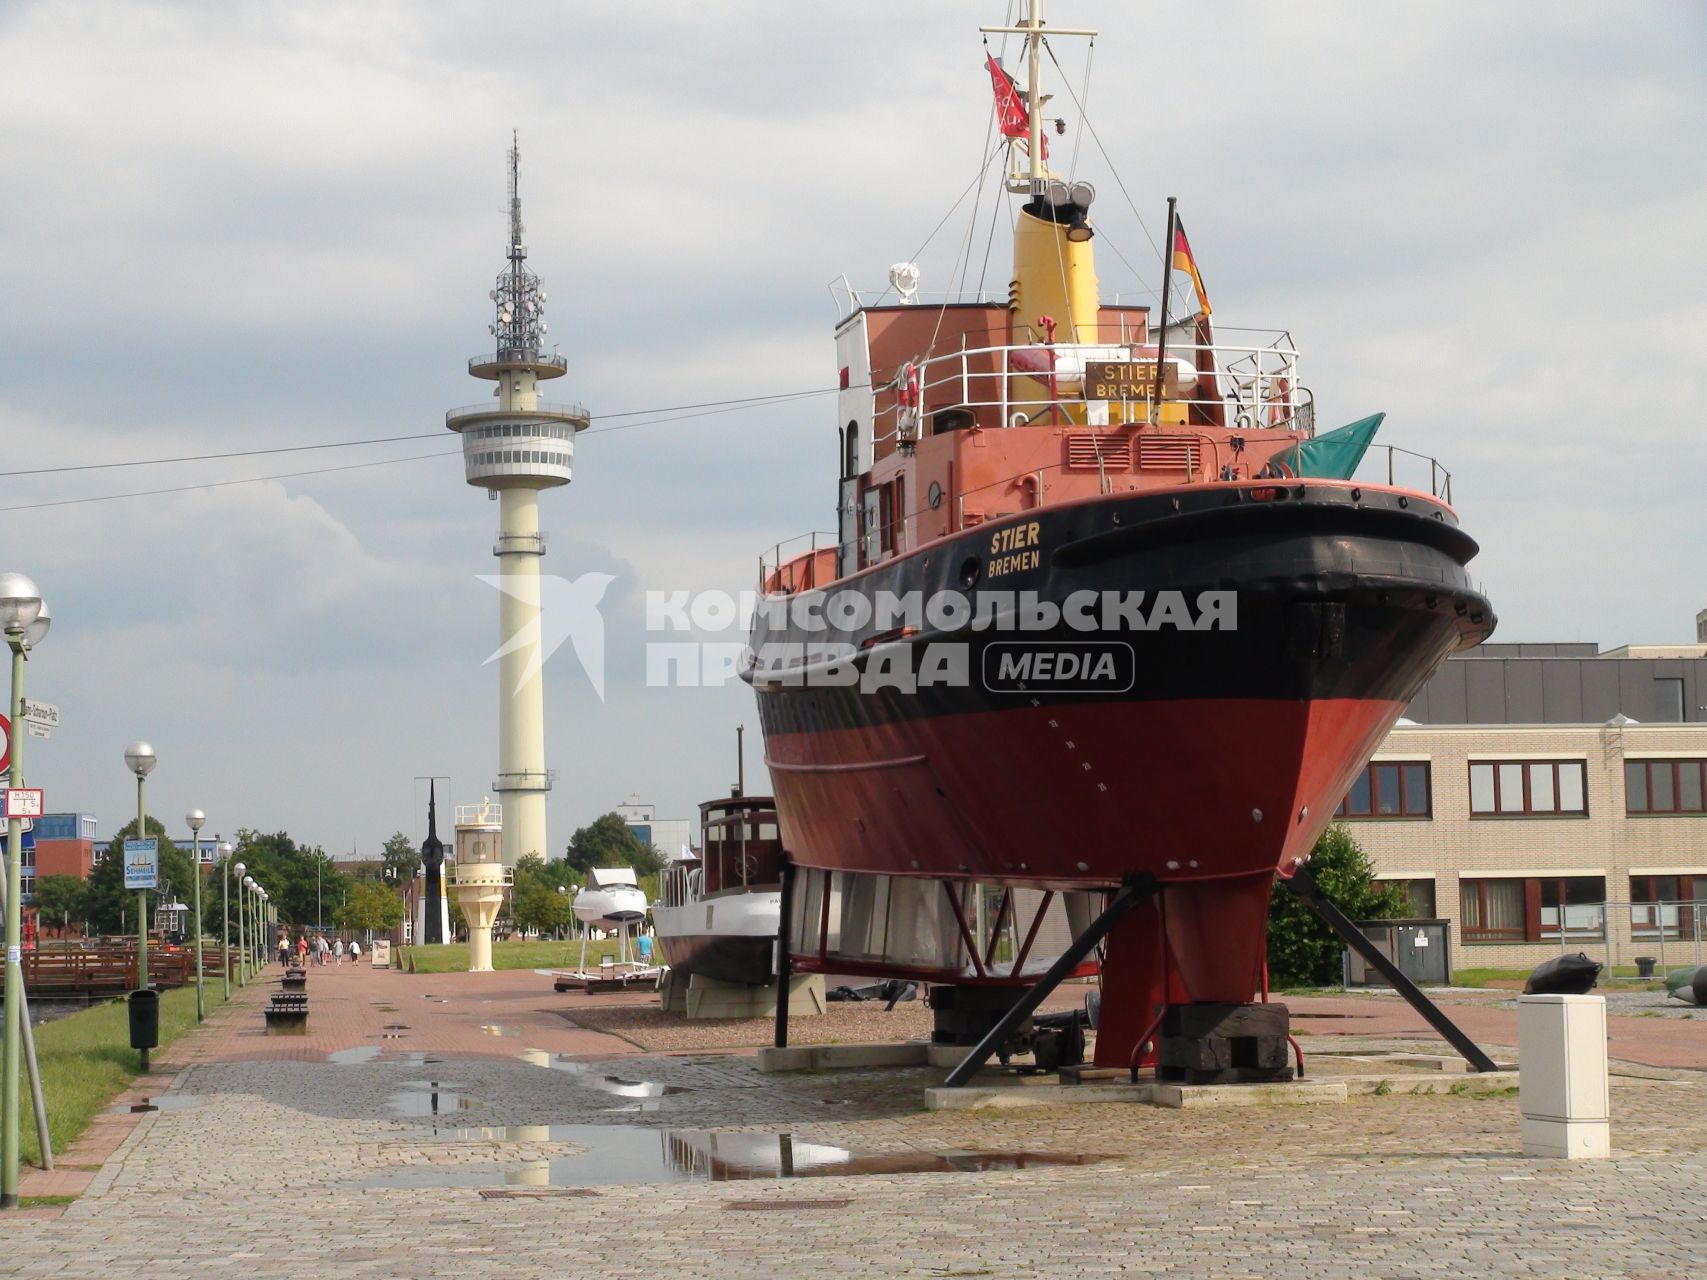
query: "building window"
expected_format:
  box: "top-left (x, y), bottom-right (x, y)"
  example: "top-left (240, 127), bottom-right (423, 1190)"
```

top-left (1631, 875), bottom-right (1706, 940)
top-left (1461, 875), bottom-right (1605, 943)
top-left (1653, 678), bottom-right (1685, 722)
top-left (1461, 879), bottom-right (1525, 941)
top-left (1337, 762), bottom-right (1431, 818)
top-left (1625, 759), bottom-right (1707, 814)
top-left (1468, 760), bottom-right (1587, 816)
top-left (1382, 877), bottom-right (1437, 917)
top-left (1539, 877), bottom-right (1605, 939)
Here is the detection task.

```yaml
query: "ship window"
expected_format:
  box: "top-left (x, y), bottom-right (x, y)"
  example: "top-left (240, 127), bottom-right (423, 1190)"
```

top-left (845, 421), bottom-right (859, 478)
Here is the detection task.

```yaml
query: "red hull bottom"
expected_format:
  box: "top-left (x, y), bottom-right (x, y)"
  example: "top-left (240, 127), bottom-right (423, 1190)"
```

top-left (764, 695), bottom-right (1409, 1067)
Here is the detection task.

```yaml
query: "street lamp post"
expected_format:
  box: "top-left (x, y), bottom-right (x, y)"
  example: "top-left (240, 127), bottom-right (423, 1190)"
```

top-left (122, 742), bottom-right (158, 993)
top-left (0, 573), bottom-right (48, 1210)
top-left (233, 865), bottom-right (248, 986)
top-left (217, 842), bottom-right (234, 998)
top-left (186, 810), bottom-right (206, 1022)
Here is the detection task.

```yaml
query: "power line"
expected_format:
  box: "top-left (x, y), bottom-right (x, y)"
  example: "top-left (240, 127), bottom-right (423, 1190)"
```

top-left (0, 385), bottom-right (853, 479)
top-left (0, 449), bottom-right (459, 515)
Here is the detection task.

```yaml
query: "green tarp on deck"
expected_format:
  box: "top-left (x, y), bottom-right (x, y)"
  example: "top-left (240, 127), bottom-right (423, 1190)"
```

top-left (1284, 412), bottom-right (1385, 480)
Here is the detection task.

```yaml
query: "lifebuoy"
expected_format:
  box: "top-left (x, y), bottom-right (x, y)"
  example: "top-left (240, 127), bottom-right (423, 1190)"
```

top-left (897, 362), bottom-right (920, 409)
top-left (1266, 376), bottom-right (1293, 428)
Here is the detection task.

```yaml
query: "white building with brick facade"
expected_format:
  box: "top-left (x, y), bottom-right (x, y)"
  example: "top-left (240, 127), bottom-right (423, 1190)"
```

top-left (1341, 634), bottom-right (1707, 973)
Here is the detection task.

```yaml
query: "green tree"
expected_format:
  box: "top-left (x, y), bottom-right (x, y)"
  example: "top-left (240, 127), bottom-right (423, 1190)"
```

top-left (380, 830), bottom-right (421, 883)
top-left (83, 816), bottom-right (193, 936)
top-left (333, 879), bottom-right (405, 934)
top-left (1266, 823), bottom-right (1408, 987)
top-left (564, 813), bottom-right (664, 877)
top-left (228, 829), bottom-right (352, 932)
top-left (511, 854), bottom-right (577, 936)
top-left (31, 874), bottom-right (87, 934)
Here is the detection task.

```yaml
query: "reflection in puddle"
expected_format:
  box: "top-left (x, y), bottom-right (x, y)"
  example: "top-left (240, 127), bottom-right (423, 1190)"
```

top-left (330, 1048), bottom-right (443, 1066)
top-left (328, 1046), bottom-right (382, 1064)
top-left (479, 1024), bottom-right (520, 1037)
top-left (518, 1051), bottom-right (691, 1097)
top-left (360, 1126), bottom-right (1113, 1189)
top-left (110, 1095), bottom-right (200, 1114)
top-left (386, 1081), bottom-right (475, 1116)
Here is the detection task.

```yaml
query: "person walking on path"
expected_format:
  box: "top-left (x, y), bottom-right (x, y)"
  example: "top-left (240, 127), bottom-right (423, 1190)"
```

top-left (317, 935), bottom-right (330, 966)
top-left (296, 934), bottom-right (309, 966)
top-left (349, 940), bottom-right (361, 966)
top-left (334, 937), bottom-right (345, 966)
top-left (277, 935), bottom-right (290, 967)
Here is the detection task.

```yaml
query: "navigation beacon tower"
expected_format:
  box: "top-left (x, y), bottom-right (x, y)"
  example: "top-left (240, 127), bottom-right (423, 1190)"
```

top-left (447, 134), bottom-right (588, 865)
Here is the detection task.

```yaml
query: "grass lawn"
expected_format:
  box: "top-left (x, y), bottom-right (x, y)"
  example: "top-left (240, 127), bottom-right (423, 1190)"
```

top-left (395, 936), bottom-right (635, 974)
top-left (1453, 965), bottom-right (1668, 990)
top-left (24, 982), bottom-right (224, 1167)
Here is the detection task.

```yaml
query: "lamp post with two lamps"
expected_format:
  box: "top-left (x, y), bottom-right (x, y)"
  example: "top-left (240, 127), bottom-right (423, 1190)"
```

top-left (233, 865), bottom-right (248, 984)
top-left (1, 573), bottom-right (50, 1210)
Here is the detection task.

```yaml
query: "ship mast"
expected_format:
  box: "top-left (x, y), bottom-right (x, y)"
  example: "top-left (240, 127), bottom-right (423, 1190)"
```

top-left (981, 0), bottom-right (1096, 193)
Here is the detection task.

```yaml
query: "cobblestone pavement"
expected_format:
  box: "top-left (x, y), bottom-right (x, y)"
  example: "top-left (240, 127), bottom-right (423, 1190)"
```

top-left (6, 963), bottom-right (1707, 1278)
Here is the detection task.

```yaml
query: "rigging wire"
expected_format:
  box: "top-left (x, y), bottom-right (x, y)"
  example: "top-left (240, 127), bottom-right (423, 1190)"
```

top-left (1043, 38), bottom-right (1164, 266)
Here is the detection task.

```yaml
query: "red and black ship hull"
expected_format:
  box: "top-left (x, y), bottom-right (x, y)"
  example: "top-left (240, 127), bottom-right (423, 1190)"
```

top-left (746, 479), bottom-right (1492, 1062)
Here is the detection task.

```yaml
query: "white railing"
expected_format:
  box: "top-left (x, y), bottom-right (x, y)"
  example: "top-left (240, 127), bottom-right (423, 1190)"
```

top-left (868, 334), bottom-right (1306, 445)
top-left (758, 531), bottom-right (837, 593)
top-left (446, 400), bottom-right (589, 425)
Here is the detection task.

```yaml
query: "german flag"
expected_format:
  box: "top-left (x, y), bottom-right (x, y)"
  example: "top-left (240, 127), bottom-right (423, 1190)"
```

top-left (1171, 219), bottom-right (1212, 317)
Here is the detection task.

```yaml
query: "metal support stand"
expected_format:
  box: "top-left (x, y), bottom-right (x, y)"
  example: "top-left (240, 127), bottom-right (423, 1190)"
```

top-left (1281, 863), bottom-right (1497, 1072)
top-left (945, 874), bottom-right (1158, 1088)
top-left (773, 858), bottom-right (795, 1050)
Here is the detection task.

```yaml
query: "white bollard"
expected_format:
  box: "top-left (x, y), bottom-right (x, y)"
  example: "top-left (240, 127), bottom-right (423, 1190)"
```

top-left (1517, 994), bottom-right (1610, 1159)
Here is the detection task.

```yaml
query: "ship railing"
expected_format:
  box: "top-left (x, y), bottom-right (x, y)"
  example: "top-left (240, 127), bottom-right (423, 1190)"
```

top-left (758, 530), bottom-right (839, 594)
top-left (871, 337), bottom-right (1307, 444)
top-left (1366, 445), bottom-right (1454, 504)
top-left (828, 273), bottom-right (1001, 318)
top-left (797, 441), bottom-right (1459, 583)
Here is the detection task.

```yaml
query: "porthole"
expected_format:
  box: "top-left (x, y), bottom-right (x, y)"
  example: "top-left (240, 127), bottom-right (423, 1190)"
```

top-left (927, 481), bottom-right (943, 509)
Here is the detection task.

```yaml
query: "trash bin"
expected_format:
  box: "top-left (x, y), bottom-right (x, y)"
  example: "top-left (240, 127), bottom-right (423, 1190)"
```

top-left (1635, 956), bottom-right (1657, 978)
top-left (128, 988), bottom-right (160, 1051)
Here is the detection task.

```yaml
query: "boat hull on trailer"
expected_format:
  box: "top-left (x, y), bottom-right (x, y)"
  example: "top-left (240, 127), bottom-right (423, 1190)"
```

top-left (748, 479), bottom-right (1492, 1061)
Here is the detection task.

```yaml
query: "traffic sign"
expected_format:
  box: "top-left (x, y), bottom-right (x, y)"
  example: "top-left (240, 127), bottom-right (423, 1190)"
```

top-left (3, 788), bottom-right (43, 819)
top-left (0, 713), bottom-right (8, 772)
top-left (19, 700), bottom-right (57, 729)
top-left (124, 838), bottom-right (159, 891)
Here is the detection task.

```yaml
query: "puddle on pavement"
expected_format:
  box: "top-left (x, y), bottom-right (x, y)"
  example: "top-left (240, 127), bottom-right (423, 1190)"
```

top-left (386, 1081), bottom-right (475, 1116)
top-left (359, 1126), bottom-right (1114, 1189)
top-left (479, 1024), bottom-right (521, 1037)
top-left (518, 1051), bottom-right (692, 1098)
top-left (110, 1095), bottom-right (200, 1114)
top-left (330, 1047), bottom-right (444, 1065)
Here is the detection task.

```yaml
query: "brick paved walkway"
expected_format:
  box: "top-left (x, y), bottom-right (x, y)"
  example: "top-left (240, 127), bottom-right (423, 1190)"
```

top-left (4, 963), bottom-right (1705, 1277)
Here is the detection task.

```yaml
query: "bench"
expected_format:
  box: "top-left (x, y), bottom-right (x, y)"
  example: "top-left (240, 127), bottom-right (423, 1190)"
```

top-left (264, 991), bottom-right (309, 1033)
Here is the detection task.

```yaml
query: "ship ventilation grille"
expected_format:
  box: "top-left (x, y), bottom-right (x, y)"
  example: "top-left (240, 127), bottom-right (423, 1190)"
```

top-left (1137, 437), bottom-right (1202, 473)
top-left (1065, 435), bottom-right (1132, 470)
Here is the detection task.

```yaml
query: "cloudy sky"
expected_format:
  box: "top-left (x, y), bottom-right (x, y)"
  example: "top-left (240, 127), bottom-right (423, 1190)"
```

top-left (2, 1), bottom-right (1702, 858)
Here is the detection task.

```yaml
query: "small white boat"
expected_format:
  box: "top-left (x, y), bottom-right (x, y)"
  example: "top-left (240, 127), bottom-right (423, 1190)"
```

top-left (573, 868), bottom-right (649, 929)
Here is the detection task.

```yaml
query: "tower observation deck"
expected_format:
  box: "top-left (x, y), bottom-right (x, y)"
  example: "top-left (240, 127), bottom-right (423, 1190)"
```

top-left (447, 134), bottom-right (587, 865)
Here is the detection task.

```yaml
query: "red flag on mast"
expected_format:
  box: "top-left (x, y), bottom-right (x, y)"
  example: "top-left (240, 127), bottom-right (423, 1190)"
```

top-left (1171, 219), bottom-right (1213, 317)
top-left (985, 54), bottom-right (1046, 158)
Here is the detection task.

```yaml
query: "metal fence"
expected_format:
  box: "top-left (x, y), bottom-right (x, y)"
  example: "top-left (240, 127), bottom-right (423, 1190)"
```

top-left (1529, 900), bottom-right (1707, 979)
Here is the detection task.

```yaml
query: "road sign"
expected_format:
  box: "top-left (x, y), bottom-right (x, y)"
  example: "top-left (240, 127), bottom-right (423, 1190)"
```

top-left (0, 713), bottom-right (8, 772)
top-left (4, 788), bottom-right (43, 819)
top-left (19, 700), bottom-right (57, 729)
top-left (124, 837), bottom-right (159, 891)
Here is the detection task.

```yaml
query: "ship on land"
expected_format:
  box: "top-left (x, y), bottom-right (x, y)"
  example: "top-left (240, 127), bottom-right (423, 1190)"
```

top-left (653, 794), bottom-right (784, 988)
top-left (744, 1), bottom-right (1495, 1075)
